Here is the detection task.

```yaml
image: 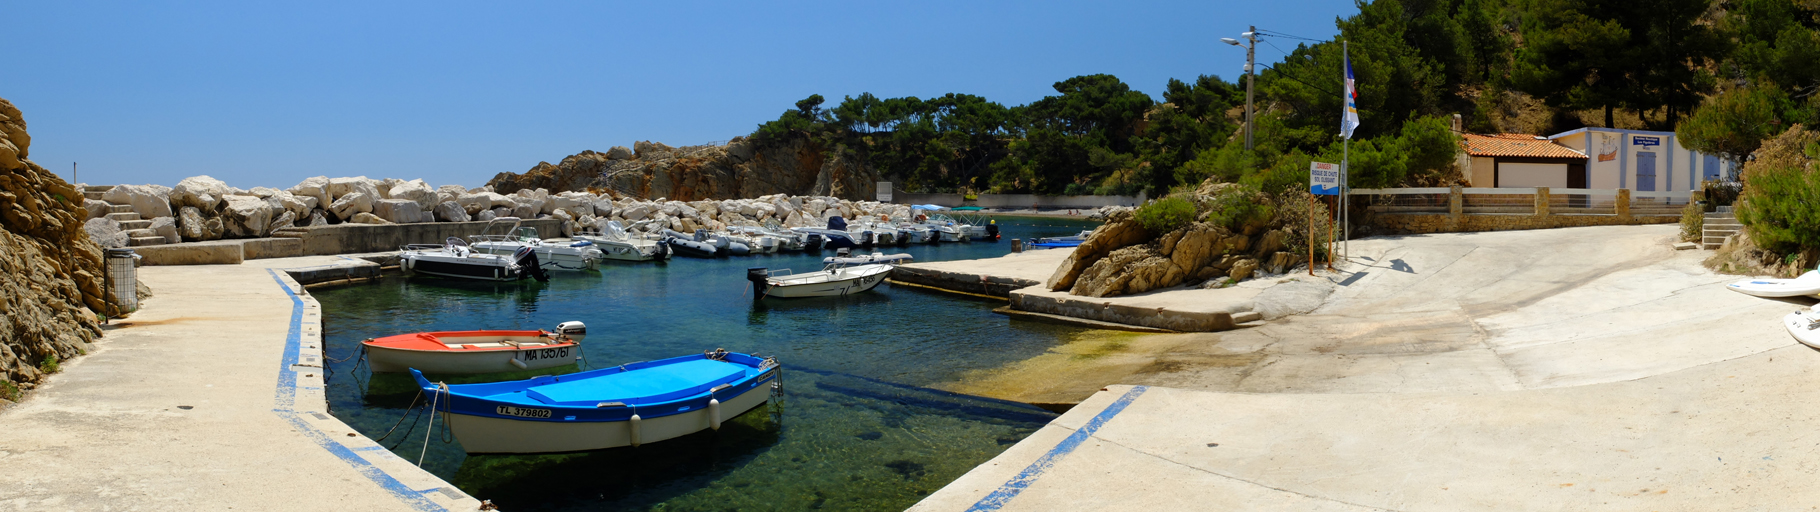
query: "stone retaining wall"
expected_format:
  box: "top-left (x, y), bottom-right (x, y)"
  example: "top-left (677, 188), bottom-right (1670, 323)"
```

top-left (133, 218), bottom-right (562, 265)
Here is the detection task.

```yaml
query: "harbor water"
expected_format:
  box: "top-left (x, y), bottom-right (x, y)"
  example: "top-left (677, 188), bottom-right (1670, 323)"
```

top-left (315, 216), bottom-right (1100, 511)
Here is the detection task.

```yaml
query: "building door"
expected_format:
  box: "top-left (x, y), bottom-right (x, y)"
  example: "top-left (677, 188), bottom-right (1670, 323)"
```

top-left (1636, 152), bottom-right (1657, 191)
top-left (1567, 162), bottom-right (1587, 207)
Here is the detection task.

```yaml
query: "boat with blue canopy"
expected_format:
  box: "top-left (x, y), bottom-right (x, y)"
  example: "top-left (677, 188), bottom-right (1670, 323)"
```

top-left (411, 349), bottom-right (780, 454)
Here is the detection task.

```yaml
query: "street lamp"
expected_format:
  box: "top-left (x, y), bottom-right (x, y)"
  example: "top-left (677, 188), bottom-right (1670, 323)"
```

top-left (1221, 28), bottom-right (1257, 151)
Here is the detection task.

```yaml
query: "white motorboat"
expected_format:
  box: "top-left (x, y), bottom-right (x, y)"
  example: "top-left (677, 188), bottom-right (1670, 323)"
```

top-left (824, 252), bottom-right (914, 265)
top-left (1784, 308), bottom-right (1820, 349)
top-left (1726, 270), bottom-right (1820, 298)
top-left (400, 238), bottom-right (549, 282)
top-left (893, 223), bottom-right (937, 244)
top-left (746, 259), bottom-right (895, 299)
top-left (920, 214), bottom-right (969, 242)
top-left (575, 220), bottom-right (672, 262)
top-left (469, 218), bottom-right (604, 271)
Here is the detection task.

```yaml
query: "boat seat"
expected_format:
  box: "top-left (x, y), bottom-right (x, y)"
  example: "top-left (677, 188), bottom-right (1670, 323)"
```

top-left (462, 344), bottom-right (480, 350)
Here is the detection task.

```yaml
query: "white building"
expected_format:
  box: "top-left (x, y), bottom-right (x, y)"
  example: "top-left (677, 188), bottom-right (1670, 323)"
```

top-left (1458, 127), bottom-right (1734, 190)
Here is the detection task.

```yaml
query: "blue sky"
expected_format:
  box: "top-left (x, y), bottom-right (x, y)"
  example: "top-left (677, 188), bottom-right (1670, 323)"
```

top-left (10, 1), bottom-right (1356, 189)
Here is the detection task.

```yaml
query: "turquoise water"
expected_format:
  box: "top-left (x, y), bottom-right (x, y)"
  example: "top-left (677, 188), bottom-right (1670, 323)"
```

top-left (315, 217), bottom-right (1099, 511)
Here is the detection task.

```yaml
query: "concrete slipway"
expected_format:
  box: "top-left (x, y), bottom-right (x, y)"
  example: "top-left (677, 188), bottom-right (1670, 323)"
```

top-left (916, 224), bottom-right (1820, 511)
top-left (0, 256), bottom-right (479, 511)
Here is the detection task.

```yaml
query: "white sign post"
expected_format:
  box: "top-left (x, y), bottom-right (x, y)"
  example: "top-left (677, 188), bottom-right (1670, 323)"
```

top-left (877, 182), bottom-right (892, 202)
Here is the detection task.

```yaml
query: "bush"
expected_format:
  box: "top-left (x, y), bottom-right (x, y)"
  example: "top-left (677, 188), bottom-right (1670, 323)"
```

top-left (1278, 191), bottom-right (1334, 263)
top-left (0, 380), bottom-right (17, 402)
top-left (1735, 165), bottom-right (1820, 252)
top-left (39, 354), bottom-right (59, 374)
top-left (1204, 185), bottom-right (1276, 233)
top-left (1679, 202), bottom-right (1704, 242)
top-left (1134, 196), bottom-right (1196, 233)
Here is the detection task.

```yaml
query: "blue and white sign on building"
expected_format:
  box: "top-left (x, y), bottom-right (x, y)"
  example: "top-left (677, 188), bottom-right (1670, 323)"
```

top-left (1633, 136), bottom-right (1661, 147)
top-left (1310, 162), bottom-right (1340, 196)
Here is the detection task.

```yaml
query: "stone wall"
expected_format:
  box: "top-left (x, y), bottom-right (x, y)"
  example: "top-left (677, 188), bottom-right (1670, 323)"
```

top-left (0, 98), bottom-right (115, 397)
top-left (487, 136), bottom-right (882, 201)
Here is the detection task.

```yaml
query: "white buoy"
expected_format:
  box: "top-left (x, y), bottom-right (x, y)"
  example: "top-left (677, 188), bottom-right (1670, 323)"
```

top-left (509, 358), bottom-right (528, 369)
top-left (629, 414), bottom-right (642, 447)
top-left (708, 398), bottom-right (722, 430)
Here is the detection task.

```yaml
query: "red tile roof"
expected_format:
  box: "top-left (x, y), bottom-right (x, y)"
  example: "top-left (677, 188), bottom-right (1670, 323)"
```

top-left (1459, 133), bottom-right (1588, 159)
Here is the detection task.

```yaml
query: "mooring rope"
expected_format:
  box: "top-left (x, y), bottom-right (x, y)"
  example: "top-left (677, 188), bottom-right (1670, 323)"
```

top-left (419, 383), bottom-right (447, 467)
top-left (372, 390), bottom-right (424, 444)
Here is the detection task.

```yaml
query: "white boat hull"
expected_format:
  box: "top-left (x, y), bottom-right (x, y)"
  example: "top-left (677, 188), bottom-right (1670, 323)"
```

top-left (1727, 270), bottom-right (1820, 298)
top-left (401, 252), bottom-right (523, 281)
top-left (444, 373), bottom-right (775, 453)
top-left (474, 243), bottom-right (601, 271)
top-left (1785, 310), bottom-right (1820, 349)
top-left (366, 344), bottom-right (578, 374)
top-left (762, 264), bottom-right (891, 298)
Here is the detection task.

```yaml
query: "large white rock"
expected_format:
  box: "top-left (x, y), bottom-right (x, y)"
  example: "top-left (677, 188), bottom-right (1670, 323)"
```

top-left (512, 196), bottom-right (547, 216)
top-left (377, 178), bottom-right (406, 198)
top-left (373, 199), bottom-right (426, 224)
top-left (273, 191), bottom-right (310, 218)
top-left (84, 217), bottom-right (127, 248)
top-left (388, 179), bottom-right (437, 210)
top-left (351, 212), bottom-right (390, 225)
top-left (83, 199), bottom-right (109, 220)
top-left (591, 200), bottom-right (614, 218)
top-left (620, 203), bottom-right (653, 221)
top-left (288, 176), bottom-right (332, 209)
top-left (437, 184), bottom-right (468, 197)
top-left (329, 191), bottom-right (374, 220)
top-left (268, 210), bottom-right (296, 232)
top-left (249, 186), bottom-right (283, 198)
top-left (476, 209), bottom-right (498, 222)
top-left (327, 177), bottom-right (379, 205)
top-left (433, 201), bottom-right (470, 222)
top-left (102, 184), bottom-right (174, 219)
top-left (222, 195), bottom-right (276, 238)
top-left (148, 216), bottom-right (179, 244)
top-left (170, 175), bottom-right (231, 210)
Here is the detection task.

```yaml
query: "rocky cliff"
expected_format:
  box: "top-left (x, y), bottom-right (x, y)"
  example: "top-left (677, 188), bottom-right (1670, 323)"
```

top-left (0, 98), bottom-right (116, 400)
top-left (487, 135), bottom-right (880, 201)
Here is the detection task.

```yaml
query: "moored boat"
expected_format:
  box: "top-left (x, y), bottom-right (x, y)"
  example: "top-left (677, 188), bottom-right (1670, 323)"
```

top-left (746, 256), bottom-right (897, 299)
top-left (575, 220), bottom-right (672, 262)
top-left (400, 238), bottom-right (550, 282)
top-left (411, 350), bottom-right (780, 453)
top-left (364, 321), bottom-right (588, 374)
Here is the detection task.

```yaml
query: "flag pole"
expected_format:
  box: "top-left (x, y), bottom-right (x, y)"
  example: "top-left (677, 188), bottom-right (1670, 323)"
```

top-left (1341, 39), bottom-right (1350, 265)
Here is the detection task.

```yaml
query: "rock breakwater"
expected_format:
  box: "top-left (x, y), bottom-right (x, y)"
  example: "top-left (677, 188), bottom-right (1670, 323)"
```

top-left (0, 98), bottom-right (116, 398)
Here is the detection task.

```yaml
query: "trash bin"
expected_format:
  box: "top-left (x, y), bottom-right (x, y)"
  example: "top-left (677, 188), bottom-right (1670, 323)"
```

top-left (105, 248), bottom-right (137, 313)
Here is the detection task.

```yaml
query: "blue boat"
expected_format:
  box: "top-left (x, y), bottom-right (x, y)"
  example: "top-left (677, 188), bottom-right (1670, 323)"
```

top-left (411, 350), bottom-right (780, 454)
top-left (1027, 230), bottom-right (1094, 249)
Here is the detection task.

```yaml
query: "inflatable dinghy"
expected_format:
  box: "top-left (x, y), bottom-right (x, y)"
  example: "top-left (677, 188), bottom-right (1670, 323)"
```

top-left (665, 236), bottom-right (718, 258)
top-left (1726, 270), bottom-right (1820, 298)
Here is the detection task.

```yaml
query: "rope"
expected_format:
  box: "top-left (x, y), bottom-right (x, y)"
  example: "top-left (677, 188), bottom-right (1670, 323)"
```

top-left (372, 391), bottom-right (425, 444)
top-left (326, 343), bottom-right (366, 364)
top-left (419, 383), bottom-right (447, 467)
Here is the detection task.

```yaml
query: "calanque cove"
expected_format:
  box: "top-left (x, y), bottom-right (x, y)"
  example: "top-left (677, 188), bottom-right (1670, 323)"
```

top-left (16, 0), bottom-right (1820, 508)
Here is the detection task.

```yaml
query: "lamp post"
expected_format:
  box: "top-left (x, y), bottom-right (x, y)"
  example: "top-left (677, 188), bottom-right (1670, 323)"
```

top-left (1221, 26), bottom-right (1257, 151)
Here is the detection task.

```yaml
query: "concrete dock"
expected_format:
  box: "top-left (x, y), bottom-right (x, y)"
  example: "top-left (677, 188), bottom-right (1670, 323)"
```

top-left (918, 224), bottom-right (1820, 510)
top-left (0, 256), bottom-right (478, 511)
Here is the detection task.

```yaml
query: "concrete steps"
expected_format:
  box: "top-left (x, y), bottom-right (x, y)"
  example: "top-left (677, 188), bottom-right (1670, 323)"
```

top-left (82, 185), bottom-right (113, 201)
top-left (128, 237), bottom-right (168, 247)
top-left (118, 219), bottom-right (153, 230)
top-left (106, 204), bottom-right (134, 214)
top-left (271, 227), bottom-right (309, 240)
top-left (1703, 206), bottom-right (1739, 250)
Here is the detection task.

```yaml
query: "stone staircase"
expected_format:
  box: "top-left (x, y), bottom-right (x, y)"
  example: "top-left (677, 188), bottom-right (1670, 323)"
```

top-left (85, 185), bottom-right (169, 247)
top-left (1703, 206), bottom-right (1740, 250)
top-left (271, 227), bottom-right (308, 240)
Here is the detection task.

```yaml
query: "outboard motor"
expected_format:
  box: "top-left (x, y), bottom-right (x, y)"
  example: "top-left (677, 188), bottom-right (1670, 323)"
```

top-left (985, 221), bottom-right (1001, 242)
top-left (827, 216), bottom-right (848, 232)
top-left (746, 267), bottom-right (770, 299)
top-left (693, 229), bottom-right (711, 243)
top-left (804, 233), bottom-right (824, 251)
top-left (861, 230), bottom-right (875, 247)
top-left (654, 238), bottom-right (671, 261)
top-left (554, 321), bottom-right (587, 342)
top-left (513, 246), bottom-right (551, 282)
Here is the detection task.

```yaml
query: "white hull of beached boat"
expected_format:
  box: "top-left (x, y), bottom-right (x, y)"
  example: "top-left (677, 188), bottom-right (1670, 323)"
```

top-left (473, 242), bottom-right (602, 271)
top-left (441, 373), bottom-right (774, 453)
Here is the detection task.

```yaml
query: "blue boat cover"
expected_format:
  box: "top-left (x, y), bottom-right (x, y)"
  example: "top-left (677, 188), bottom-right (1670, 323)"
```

top-left (527, 359), bottom-right (743, 405)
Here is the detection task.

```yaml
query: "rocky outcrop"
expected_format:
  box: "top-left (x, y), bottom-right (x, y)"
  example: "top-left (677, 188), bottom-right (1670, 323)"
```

top-left (485, 135), bottom-right (881, 201)
top-left (1046, 182), bottom-right (1327, 298)
top-left (0, 97), bottom-right (117, 395)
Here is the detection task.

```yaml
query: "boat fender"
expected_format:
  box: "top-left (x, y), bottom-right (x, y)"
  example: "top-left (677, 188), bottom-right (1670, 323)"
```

top-left (629, 413), bottom-right (642, 447)
top-left (509, 358), bottom-right (528, 369)
top-left (555, 321), bottom-right (587, 342)
top-left (708, 398), bottom-right (722, 431)
top-left (747, 268), bottom-right (769, 299)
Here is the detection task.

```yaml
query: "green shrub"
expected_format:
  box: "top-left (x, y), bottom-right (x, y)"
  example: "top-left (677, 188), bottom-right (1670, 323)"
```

top-left (1735, 165), bottom-right (1820, 252)
top-left (1134, 196), bottom-right (1196, 233)
top-left (0, 380), bottom-right (18, 401)
top-left (39, 354), bottom-right (58, 374)
top-left (1679, 202), bottom-right (1704, 242)
top-left (1204, 185), bottom-right (1276, 233)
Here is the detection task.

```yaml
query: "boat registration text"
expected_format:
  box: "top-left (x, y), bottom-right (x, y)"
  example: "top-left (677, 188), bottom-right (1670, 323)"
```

top-left (520, 346), bottom-right (571, 361)
top-left (495, 406), bottom-right (553, 419)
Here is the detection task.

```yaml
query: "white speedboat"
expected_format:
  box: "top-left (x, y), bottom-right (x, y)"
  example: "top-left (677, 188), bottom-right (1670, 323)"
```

top-left (469, 218), bottom-right (604, 271)
top-left (920, 214), bottom-right (969, 242)
top-left (894, 223), bottom-right (937, 244)
top-left (401, 238), bottom-right (549, 282)
top-left (746, 260), bottom-right (895, 299)
top-left (575, 221), bottom-right (672, 262)
top-left (1726, 270), bottom-right (1820, 298)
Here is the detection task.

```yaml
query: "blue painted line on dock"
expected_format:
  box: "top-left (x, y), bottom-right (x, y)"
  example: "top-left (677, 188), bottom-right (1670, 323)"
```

top-left (267, 269), bottom-right (448, 512)
top-left (964, 386), bottom-right (1148, 512)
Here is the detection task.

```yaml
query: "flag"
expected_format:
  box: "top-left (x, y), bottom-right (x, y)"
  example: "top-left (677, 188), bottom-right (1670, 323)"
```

top-left (1341, 51), bottom-right (1359, 140)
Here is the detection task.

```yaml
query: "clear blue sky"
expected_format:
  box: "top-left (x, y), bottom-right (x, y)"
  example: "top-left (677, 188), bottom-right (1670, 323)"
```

top-left (10, 1), bottom-right (1357, 189)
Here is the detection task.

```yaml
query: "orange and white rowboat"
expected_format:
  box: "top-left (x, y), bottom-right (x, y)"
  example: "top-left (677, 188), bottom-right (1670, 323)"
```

top-left (362, 321), bottom-right (587, 375)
